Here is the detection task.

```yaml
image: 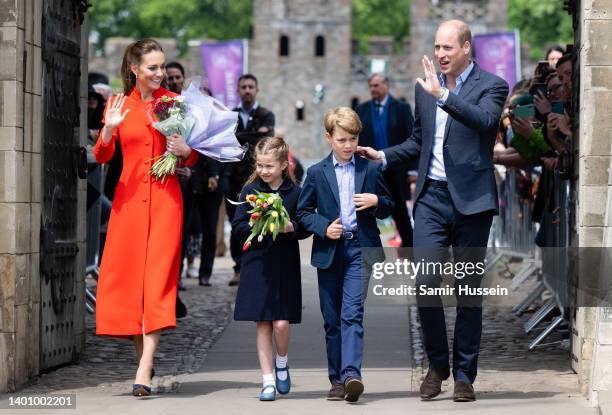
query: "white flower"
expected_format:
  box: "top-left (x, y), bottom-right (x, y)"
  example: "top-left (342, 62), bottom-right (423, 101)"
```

top-left (257, 234), bottom-right (263, 242)
top-left (175, 96), bottom-right (185, 103)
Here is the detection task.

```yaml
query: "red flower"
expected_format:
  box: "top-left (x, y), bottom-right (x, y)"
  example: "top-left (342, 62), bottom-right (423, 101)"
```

top-left (250, 212), bottom-right (260, 220)
top-left (242, 241), bottom-right (251, 251)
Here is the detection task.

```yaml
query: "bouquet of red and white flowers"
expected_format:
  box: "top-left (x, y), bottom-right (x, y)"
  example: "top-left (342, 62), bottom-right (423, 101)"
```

top-left (148, 95), bottom-right (194, 181)
top-left (242, 191), bottom-right (290, 251)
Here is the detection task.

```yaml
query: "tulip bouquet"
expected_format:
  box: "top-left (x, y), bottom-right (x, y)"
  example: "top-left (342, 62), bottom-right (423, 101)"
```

top-left (242, 191), bottom-right (290, 251)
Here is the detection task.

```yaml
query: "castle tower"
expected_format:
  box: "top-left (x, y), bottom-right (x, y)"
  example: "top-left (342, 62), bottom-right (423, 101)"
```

top-left (250, 0), bottom-right (352, 160)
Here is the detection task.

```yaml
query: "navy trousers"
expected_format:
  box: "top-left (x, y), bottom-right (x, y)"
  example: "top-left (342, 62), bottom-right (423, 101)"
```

top-left (317, 237), bottom-right (368, 383)
top-left (413, 180), bottom-right (493, 384)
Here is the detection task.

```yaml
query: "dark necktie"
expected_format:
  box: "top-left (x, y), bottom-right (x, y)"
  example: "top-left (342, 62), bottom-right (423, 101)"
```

top-left (376, 102), bottom-right (383, 117)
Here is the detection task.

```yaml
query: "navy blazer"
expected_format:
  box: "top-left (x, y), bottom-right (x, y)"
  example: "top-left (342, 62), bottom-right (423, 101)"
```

top-left (356, 95), bottom-right (415, 200)
top-left (296, 153), bottom-right (394, 269)
top-left (384, 63), bottom-right (509, 215)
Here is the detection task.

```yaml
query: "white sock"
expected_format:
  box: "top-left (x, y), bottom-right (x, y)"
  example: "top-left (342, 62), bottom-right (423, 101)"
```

top-left (262, 373), bottom-right (275, 390)
top-left (276, 354), bottom-right (288, 381)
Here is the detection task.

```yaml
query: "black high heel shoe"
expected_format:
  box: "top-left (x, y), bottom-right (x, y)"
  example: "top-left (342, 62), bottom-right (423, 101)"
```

top-left (132, 368), bottom-right (154, 397)
top-left (132, 384), bottom-right (151, 397)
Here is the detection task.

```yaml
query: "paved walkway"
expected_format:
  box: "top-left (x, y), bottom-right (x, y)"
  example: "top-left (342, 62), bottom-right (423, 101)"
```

top-left (0, 240), bottom-right (597, 414)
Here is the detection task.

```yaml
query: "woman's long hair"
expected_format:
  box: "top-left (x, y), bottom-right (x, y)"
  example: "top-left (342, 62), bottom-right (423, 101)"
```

top-left (120, 38), bottom-right (164, 94)
top-left (244, 136), bottom-right (295, 186)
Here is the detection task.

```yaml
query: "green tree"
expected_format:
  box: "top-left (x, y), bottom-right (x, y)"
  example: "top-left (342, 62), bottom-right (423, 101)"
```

top-left (508, 0), bottom-right (573, 60)
top-left (352, 0), bottom-right (411, 53)
top-left (89, 0), bottom-right (252, 54)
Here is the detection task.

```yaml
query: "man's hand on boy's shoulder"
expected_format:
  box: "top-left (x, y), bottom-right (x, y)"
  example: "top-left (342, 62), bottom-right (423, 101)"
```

top-left (355, 146), bottom-right (383, 163)
top-left (354, 193), bottom-right (378, 211)
top-left (326, 218), bottom-right (344, 240)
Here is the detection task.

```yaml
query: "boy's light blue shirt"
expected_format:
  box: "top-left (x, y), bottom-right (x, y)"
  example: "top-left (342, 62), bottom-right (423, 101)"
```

top-left (332, 153), bottom-right (358, 231)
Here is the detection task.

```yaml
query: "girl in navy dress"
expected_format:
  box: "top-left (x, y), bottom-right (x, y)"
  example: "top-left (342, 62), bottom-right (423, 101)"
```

top-left (232, 137), bottom-right (310, 401)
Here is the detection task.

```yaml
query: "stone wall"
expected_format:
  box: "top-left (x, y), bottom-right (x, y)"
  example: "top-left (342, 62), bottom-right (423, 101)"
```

top-left (0, 0), bottom-right (88, 391)
top-left (575, 0), bottom-right (612, 403)
top-left (349, 36), bottom-right (415, 112)
top-left (249, 0), bottom-right (352, 161)
top-left (0, 0), bottom-right (45, 392)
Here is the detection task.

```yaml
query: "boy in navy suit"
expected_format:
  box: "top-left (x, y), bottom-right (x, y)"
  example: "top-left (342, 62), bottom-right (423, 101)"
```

top-left (297, 107), bottom-right (394, 402)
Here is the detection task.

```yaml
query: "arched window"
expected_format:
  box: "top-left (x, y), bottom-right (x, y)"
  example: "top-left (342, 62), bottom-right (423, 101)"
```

top-left (280, 35), bottom-right (290, 57)
top-left (351, 97), bottom-right (360, 110)
top-left (315, 35), bottom-right (325, 57)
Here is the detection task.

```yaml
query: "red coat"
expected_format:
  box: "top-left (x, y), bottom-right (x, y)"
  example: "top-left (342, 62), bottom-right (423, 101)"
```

top-left (94, 87), bottom-right (197, 338)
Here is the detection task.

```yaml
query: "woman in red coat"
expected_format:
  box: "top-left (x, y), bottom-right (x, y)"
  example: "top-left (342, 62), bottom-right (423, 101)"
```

top-left (94, 39), bottom-right (197, 396)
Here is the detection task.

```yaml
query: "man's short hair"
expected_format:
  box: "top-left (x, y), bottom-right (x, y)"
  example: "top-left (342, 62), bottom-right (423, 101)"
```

top-left (368, 73), bottom-right (388, 84)
top-left (556, 53), bottom-right (573, 69)
top-left (438, 20), bottom-right (472, 47)
top-left (324, 107), bottom-right (362, 136)
top-left (238, 73), bottom-right (258, 86)
top-left (165, 61), bottom-right (185, 76)
top-left (457, 22), bottom-right (472, 45)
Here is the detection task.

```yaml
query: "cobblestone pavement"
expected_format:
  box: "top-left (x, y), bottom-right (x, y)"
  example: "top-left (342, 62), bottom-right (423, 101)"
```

top-left (410, 255), bottom-right (577, 394)
top-left (19, 240), bottom-right (578, 401)
top-left (22, 256), bottom-right (238, 395)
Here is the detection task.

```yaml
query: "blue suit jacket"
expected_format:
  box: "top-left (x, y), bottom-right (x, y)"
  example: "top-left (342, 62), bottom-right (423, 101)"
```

top-left (297, 153), bottom-right (394, 269)
top-left (384, 63), bottom-right (509, 215)
top-left (356, 95), bottom-right (415, 200)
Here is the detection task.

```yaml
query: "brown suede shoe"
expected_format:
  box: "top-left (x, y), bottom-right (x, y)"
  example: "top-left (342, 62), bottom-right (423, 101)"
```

top-left (327, 381), bottom-right (345, 401)
top-left (420, 368), bottom-right (448, 400)
top-left (453, 380), bottom-right (476, 402)
top-left (344, 377), bottom-right (364, 402)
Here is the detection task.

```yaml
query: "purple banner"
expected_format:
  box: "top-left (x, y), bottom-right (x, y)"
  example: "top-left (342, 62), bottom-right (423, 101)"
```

top-left (473, 32), bottom-right (520, 90)
top-left (200, 40), bottom-right (245, 109)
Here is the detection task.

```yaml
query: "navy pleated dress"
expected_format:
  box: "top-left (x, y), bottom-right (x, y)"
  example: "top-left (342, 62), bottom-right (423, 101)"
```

top-left (233, 177), bottom-right (311, 323)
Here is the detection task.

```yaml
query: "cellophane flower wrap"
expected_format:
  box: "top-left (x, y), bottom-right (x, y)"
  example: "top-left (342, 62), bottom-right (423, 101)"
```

top-left (242, 191), bottom-right (290, 251)
top-left (147, 77), bottom-right (246, 182)
top-left (147, 95), bottom-right (195, 182)
top-left (182, 78), bottom-right (246, 162)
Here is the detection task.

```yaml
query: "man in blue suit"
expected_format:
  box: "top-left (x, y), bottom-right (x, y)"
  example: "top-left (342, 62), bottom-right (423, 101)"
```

top-left (356, 74), bottom-right (415, 247)
top-left (297, 107), bottom-right (394, 403)
top-left (358, 20), bottom-right (509, 402)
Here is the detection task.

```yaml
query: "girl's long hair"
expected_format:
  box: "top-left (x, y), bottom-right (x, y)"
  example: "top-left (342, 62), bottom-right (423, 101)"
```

top-left (244, 136), bottom-right (295, 186)
top-left (120, 38), bottom-right (164, 94)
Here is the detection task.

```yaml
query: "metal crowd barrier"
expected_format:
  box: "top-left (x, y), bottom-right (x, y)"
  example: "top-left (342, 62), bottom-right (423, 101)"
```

top-left (524, 173), bottom-right (570, 349)
top-left (487, 167), bottom-right (538, 284)
top-left (489, 167), bottom-right (570, 350)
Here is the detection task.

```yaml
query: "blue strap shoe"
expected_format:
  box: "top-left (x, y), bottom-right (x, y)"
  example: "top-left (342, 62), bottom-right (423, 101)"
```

top-left (259, 384), bottom-right (276, 401)
top-left (275, 365), bottom-right (291, 395)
